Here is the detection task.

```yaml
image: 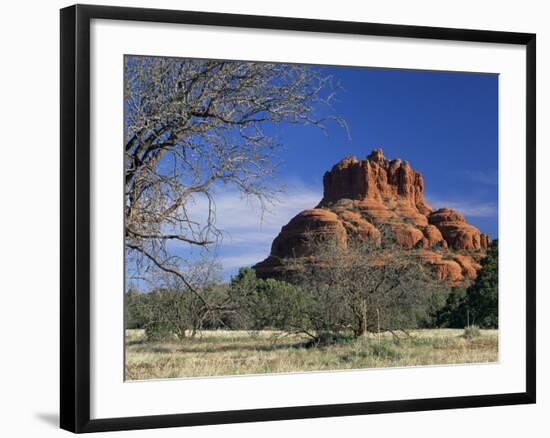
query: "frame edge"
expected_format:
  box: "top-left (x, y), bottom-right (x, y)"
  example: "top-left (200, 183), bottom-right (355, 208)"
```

top-left (525, 34), bottom-right (536, 403)
top-left (61, 4), bottom-right (94, 433)
top-left (60, 4), bottom-right (78, 433)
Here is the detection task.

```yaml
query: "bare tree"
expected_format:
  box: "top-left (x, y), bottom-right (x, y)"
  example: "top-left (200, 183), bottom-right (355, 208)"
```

top-left (143, 258), bottom-right (231, 340)
top-left (124, 56), bottom-right (346, 303)
top-left (286, 230), bottom-right (441, 341)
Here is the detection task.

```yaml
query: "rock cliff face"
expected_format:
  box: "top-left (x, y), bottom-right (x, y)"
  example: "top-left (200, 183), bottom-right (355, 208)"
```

top-left (254, 148), bottom-right (490, 284)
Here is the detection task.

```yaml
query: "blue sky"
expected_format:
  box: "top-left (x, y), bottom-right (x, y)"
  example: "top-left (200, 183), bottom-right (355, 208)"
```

top-left (135, 64), bottom-right (499, 282)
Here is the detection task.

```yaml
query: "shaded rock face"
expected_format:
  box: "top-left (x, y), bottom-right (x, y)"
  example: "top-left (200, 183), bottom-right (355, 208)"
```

top-left (254, 148), bottom-right (490, 284)
top-left (428, 208), bottom-right (488, 251)
top-left (270, 209), bottom-right (348, 259)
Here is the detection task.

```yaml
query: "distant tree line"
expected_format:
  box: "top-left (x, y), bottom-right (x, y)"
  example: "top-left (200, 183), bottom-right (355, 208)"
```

top-left (126, 236), bottom-right (498, 344)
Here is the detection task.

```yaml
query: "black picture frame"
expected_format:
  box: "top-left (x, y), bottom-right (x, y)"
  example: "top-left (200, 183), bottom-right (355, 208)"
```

top-left (60, 4), bottom-right (536, 433)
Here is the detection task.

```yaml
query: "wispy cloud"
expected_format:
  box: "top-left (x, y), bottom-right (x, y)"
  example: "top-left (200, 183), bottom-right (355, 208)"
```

top-left (184, 180), bottom-right (322, 275)
top-left (426, 195), bottom-right (497, 218)
top-left (460, 169), bottom-right (498, 186)
top-left (217, 253), bottom-right (270, 271)
top-left (191, 182), bottom-right (320, 241)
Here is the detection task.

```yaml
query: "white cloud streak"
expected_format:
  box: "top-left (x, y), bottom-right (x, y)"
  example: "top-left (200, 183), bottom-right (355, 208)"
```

top-left (194, 185), bottom-right (320, 242)
top-left (426, 195), bottom-right (497, 218)
top-left (461, 169), bottom-right (498, 186)
top-left (184, 182), bottom-right (322, 274)
top-left (216, 253), bottom-right (271, 271)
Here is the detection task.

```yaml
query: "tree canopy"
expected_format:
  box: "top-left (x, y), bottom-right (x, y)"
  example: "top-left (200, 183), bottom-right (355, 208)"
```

top-left (465, 239), bottom-right (498, 328)
top-left (124, 56), bottom-right (345, 300)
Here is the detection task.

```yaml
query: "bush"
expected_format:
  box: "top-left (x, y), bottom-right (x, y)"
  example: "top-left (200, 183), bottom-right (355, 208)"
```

top-left (304, 332), bottom-right (354, 348)
top-left (432, 287), bottom-right (468, 328)
top-left (230, 268), bottom-right (314, 335)
top-left (125, 289), bottom-right (151, 329)
top-left (463, 325), bottom-right (481, 339)
top-left (370, 342), bottom-right (402, 360)
top-left (144, 320), bottom-right (175, 341)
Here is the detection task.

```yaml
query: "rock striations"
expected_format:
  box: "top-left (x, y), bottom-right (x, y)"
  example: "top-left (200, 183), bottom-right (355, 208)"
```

top-left (254, 148), bottom-right (490, 284)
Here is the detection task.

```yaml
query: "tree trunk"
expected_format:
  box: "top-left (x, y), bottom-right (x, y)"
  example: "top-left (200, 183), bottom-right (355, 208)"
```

top-left (361, 300), bottom-right (368, 337)
top-left (176, 326), bottom-right (186, 340)
top-left (355, 300), bottom-right (369, 338)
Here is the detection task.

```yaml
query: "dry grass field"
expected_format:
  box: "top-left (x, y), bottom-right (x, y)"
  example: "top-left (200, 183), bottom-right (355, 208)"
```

top-left (125, 328), bottom-right (498, 380)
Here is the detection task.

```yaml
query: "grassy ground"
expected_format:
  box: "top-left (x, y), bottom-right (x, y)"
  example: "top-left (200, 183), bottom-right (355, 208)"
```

top-left (125, 328), bottom-right (498, 380)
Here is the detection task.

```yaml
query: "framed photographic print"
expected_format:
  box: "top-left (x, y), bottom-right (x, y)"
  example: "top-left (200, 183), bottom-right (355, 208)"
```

top-left (60, 4), bottom-right (536, 433)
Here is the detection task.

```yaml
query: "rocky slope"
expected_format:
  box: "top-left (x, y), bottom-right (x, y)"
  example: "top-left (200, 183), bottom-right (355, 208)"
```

top-left (254, 148), bottom-right (490, 284)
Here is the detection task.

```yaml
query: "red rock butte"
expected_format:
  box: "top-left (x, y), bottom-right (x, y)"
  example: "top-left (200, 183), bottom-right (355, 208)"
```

top-left (254, 148), bottom-right (490, 284)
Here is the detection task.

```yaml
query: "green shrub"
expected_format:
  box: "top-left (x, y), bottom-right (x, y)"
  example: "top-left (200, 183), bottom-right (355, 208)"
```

top-left (463, 325), bottom-right (481, 339)
top-left (144, 320), bottom-right (175, 341)
top-left (431, 287), bottom-right (467, 328)
top-left (304, 332), bottom-right (355, 348)
top-left (370, 342), bottom-right (402, 360)
top-left (125, 289), bottom-right (151, 329)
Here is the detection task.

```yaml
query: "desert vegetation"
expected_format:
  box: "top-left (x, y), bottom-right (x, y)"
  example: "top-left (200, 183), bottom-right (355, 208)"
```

top-left (123, 56), bottom-right (498, 380)
top-left (125, 236), bottom-right (498, 379)
top-left (125, 328), bottom-right (498, 380)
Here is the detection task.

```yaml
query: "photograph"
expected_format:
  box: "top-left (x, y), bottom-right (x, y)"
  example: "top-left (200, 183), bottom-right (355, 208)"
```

top-left (0, 0), bottom-right (542, 435)
top-left (123, 55), bottom-right (499, 380)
